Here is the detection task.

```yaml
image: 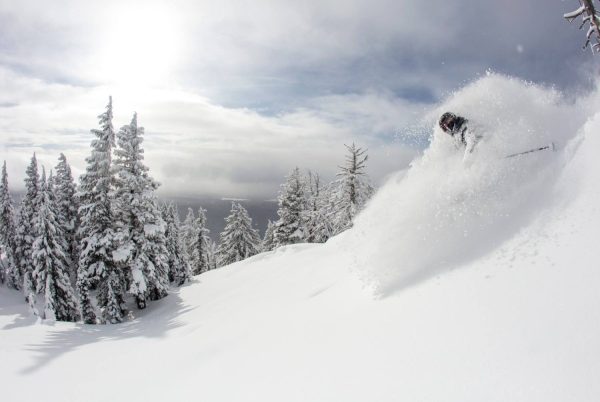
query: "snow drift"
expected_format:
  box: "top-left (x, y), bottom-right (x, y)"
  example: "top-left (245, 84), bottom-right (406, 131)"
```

top-left (2, 74), bottom-right (600, 402)
top-left (346, 74), bottom-right (592, 294)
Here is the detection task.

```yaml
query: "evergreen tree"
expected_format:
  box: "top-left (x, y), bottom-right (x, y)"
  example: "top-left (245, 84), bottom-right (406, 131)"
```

top-left (182, 208), bottom-right (197, 267)
top-left (0, 161), bottom-right (19, 288)
top-left (32, 169), bottom-right (79, 322)
top-left (309, 181), bottom-right (336, 242)
top-left (192, 207), bottom-right (211, 275)
top-left (54, 153), bottom-right (79, 282)
top-left (273, 167), bottom-right (307, 247)
top-left (216, 202), bottom-right (261, 267)
top-left (262, 220), bottom-right (276, 252)
top-left (304, 170), bottom-right (333, 243)
top-left (162, 202), bottom-right (191, 285)
top-left (113, 112), bottom-right (169, 309)
top-left (77, 97), bottom-right (122, 324)
top-left (208, 238), bottom-right (218, 270)
top-left (160, 203), bottom-right (174, 281)
top-left (14, 154), bottom-right (41, 310)
top-left (329, 143), bottom-right (374, 235)
top-left (181, 207), bottom-right (211, 274)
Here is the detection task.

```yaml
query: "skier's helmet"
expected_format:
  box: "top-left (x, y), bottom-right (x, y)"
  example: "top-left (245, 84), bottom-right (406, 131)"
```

top-left (439, 112), bottom-right (458, 134)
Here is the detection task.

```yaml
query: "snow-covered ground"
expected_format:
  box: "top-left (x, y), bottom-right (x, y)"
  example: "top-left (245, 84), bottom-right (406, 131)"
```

top-left (2, 75), bottom-right (600, 401)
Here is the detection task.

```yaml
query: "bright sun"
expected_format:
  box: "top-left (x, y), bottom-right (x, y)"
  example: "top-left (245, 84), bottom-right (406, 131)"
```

top-left (97, 3), bottom-right (183, 88)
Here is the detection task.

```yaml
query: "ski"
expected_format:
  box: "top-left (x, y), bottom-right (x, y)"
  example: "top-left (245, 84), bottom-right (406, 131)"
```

top-left (504, 142), bottom-right (556, 159)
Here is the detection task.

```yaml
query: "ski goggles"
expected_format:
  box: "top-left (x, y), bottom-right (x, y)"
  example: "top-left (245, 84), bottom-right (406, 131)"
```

top-left (440, 117), bottom-right (456, 133)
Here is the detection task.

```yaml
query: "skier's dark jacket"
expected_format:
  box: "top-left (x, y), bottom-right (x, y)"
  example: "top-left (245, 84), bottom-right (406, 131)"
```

top-left (439, 112), bottom-right (482, 162)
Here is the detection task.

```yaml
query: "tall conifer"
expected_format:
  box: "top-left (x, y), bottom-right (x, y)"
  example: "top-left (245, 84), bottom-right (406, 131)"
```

top-left (15, 154), bottom-right (41, 312)
top-left (329, 143), bottom-right (374, 235)
top-left (217, 202), bottom-right (261, 267)
top-left (113, 113), bottom-right (169, 309)
top-left (78, 97), bottom-right (123, 324)
top-left (54, 153), bottom-right (80, 282)
top-left (162, 202), bottom-right (191, 285)
top-left (0, 161), bottom-right (18, 288)
top-left (32, 169), bottom-right (79, 322)
top-left (192, 207), bottom-right (211, 275)
top-left (273, 167), bottom-right (307, 247)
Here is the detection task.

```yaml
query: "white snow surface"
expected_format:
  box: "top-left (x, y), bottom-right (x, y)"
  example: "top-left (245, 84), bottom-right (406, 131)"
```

top-left (2, 75), bottom-right (600, 401)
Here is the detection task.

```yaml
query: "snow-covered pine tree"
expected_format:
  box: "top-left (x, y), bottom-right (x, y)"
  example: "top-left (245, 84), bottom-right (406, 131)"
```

top-left (182, 208), bottom-right (197, 268)
top-left (0, 161), bottom-right (19, 288)
top-left (216, 202), bottom-right (261, 267)
top-left (53, 153), bottom-right (80, 282)
top-left (208, 238), bottom-right (218, 270)
top-left (262, 219), bottom-right (276, 251)
top-left (15, 154), bottom-right (41, 310)
top-left (303, 170), bottom-right (334, 243)
top-left (273, 167), bottom-right (307, 247)
top-left (192, 207), bottom-right (211, 275)
top-left (77, 97), bottom-right (123, 324)
top-left (302, 171), bottom-right (317, 243)
top-left (162, 202), bottom-right (191, 285)
top-left (160, 203), bottom-right (175, 281)
top-left (329, 143), bottom-right (374, 235)
top-left (32, 169), bottom-right (80, 322)
top-left (306, 181), bottom-right (336, 244)
top-left (113, 112), bottom-right (169, 309)
top-left (181, 207), bottom-right (211, 274)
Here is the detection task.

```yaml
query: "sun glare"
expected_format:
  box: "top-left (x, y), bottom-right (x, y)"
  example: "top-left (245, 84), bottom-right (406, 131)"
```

top-left (97, 3), bottom-right (182, 88)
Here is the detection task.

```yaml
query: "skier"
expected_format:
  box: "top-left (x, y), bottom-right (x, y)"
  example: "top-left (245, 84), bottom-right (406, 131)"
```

top-left (438, 112), bottom-right (482, 162)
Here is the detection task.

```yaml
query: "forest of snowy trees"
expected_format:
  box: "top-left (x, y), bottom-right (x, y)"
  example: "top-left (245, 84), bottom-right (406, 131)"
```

top-left (0, 98), bottom-right (375, 324)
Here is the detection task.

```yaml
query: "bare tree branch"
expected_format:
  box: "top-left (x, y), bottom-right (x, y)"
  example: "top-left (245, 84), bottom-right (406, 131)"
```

top-left (564, 0), bottom-right (600, 53)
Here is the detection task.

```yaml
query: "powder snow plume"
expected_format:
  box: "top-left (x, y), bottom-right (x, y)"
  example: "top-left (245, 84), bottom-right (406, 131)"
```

top-left (343, 74), bottom-right (593, 295)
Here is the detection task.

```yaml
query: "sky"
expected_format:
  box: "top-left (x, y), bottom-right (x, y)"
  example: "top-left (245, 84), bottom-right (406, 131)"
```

top-left (0, 0), bottom-right (597, 199)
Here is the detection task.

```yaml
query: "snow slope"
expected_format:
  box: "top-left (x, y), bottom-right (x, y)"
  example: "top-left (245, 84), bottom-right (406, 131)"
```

top-left (2, 75), bottom-right (600, 402)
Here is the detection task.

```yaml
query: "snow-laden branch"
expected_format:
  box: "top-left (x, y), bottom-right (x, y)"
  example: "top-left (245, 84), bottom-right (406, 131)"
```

top-left (565, 0), bottom-right (600, 53)
top-left (564, 5), bottom-right (586, 21)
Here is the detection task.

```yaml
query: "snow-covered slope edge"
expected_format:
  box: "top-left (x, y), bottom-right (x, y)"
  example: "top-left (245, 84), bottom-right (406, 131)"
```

top-left (1, 75), bottom-right (600, 402)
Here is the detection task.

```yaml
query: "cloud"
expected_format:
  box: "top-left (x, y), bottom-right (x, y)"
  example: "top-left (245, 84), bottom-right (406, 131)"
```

top-left (172, 0), bottom-right (595, 108)
top-left (0, 0), bottom-right (593, 107)
top-left (0, 66), bottom-right (419, 198)
top-left (0, 0), bottom-right (595, 199)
